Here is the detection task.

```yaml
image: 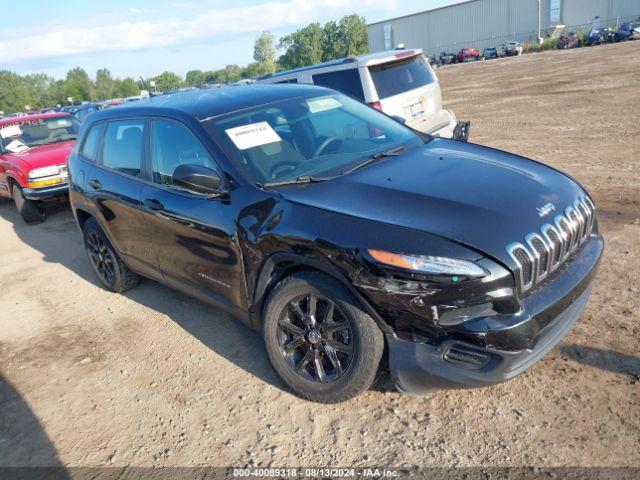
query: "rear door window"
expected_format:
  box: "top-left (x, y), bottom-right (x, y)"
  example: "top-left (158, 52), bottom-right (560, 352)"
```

top-left (102, 120), bottom-right (144, 177)
top-left (368, 55), bottom-right (435, 99)
top-left (312, 68), bottom-right (365, 101)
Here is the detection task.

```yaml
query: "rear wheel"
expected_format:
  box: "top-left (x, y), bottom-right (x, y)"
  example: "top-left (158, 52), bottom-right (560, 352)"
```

top-left (82, 217), bottom-right (140, 293)
top-left (12, 183), bottom-right (45, 224)
top-left (263, 271), bottom-right (384, 403)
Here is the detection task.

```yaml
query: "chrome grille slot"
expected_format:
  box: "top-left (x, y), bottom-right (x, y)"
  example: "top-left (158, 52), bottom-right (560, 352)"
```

top-left (541, 224), bottom-right (562, 268)
top-left (507, 196), bottom-right (595, 293)
top-left (527, 234), bottom-right (550, 280)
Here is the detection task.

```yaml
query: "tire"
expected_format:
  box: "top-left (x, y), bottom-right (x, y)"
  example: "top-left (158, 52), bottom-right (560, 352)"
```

top-left (82, 217), bottom-right (140, 293)
top-left (262, 271), bottom-right (384, 403)
top-left (12, 183), bottom-right (45, 224)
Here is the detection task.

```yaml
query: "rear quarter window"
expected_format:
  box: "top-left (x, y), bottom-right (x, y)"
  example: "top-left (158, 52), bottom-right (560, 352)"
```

top-left (80, 123), bottom-right (104, 162)
top-left (368, 55), bottom-right (435, 99)
top-left (312, 68), bottom-right (365, 101)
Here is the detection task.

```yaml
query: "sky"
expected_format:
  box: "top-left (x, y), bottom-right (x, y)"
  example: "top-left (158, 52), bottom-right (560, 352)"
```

top-left (0, 0), bottom-right (464, 80)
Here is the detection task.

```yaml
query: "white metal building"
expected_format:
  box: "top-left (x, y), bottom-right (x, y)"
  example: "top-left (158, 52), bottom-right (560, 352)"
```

top-left (367, 0), bottom-right (640, 56)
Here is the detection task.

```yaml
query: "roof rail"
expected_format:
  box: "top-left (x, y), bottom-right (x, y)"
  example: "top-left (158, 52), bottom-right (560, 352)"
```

top-left (257, 56), bottom-right (358, 80)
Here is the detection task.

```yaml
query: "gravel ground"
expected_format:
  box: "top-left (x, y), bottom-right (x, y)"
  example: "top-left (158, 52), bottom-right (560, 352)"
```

top-left (1, 41), bottom-right (638, 469)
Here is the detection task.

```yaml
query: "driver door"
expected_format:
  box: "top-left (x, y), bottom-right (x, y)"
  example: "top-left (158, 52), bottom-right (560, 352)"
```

top-left (140, 118), bottom-right (247, 314)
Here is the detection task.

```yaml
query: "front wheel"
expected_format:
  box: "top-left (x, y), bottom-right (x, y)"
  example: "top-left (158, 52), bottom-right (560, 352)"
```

top-left (12, 183), bottom-right (45, 224)
top-left (263, 272), bottom-right (384, 403)
top-left (82, 217), bottom-right (140, 293)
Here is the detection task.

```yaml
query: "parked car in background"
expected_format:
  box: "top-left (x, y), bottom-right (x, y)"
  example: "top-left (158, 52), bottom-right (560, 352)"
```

top-left (258, 48), bottom-right (468, 140)
top-left (72, 102), bottom-right (107, 123)
top-left (0, 112), bottom-right (78, 223)
top-left (482, 47), bottom-right (499, 60)
top-left (458, 46), bottom-right (481, 62)
top-left (557, 32), bottom-right (582, 49)
top-left (499, 41), bottom-right (523, 56)
top-left (585, 28), bottom-right (615, 45)
top-left (68, 85), bottom-right (603, 402)
top-left (439, 51), bottom-right (457, 65)
top-left (427, 55), bottom-right (442, 68)
top-left (614, 22), bottom-right (640, 41)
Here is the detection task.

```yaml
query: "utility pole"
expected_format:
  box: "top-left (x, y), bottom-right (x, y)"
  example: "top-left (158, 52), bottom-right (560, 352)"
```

top-left (537, 0), bottom-right (542, 51)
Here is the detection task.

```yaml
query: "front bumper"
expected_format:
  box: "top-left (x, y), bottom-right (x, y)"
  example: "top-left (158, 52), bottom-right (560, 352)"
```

top-left (387, 233), bottom-right (604, 396)
top-left (22, 183), bottom-right (69, 201)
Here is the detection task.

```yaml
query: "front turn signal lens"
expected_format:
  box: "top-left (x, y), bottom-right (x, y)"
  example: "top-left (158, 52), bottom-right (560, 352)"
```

top-left (28, 177), bottom-right (62, 188)
top-left (367, 249), bottom-right (487, 278)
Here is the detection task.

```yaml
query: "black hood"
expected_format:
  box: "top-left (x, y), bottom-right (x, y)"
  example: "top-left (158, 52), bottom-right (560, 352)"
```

top-left (278, 138), bottom-right (586, 267)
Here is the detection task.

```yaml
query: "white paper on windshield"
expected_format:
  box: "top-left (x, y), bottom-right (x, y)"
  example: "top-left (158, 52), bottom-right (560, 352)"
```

top-left (0, 124), bottom-right (22, 139)
top-left (307, 96), bottom-right (342, 114)
top-left (225, 122), bottom-right (281, 150)
top-left (5, 139), bottom-right (30, 153)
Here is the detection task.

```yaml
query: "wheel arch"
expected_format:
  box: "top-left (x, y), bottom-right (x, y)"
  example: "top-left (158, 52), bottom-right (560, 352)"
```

top-left (251, 252), bottom-right (393, 334)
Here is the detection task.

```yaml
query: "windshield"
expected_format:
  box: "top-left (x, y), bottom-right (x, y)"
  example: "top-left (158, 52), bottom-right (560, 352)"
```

top-left (0, 116), bottom-right (79, 152)
top-left (204, 92), bottom-right (423, 185)
top-left (368, 55), bottom-right (435, 99)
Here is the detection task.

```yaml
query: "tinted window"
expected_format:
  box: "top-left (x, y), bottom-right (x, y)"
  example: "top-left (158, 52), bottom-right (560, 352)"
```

top-left (368, 55), bottom-right (434, 99)
top-left (150, 119), bottom-right (216, 187)
top-left (312, 69), bottom-right (365, 101)
top-left (80, 123), bottom-right (104, 161)
top-left (275, 78), bottom-right (298, 84)
top-left (102, 120), bottom-right (144, 177)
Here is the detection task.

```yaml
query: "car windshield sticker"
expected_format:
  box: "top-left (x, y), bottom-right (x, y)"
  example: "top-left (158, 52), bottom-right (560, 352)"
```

top-left (225, 122), bottom-right (281, 150)
top-left (5, 139), bottom-right (30, 153)
top-left (307, 96), bottom-right (342, 114)
top-left (0, 124), bottom-right (22, 139)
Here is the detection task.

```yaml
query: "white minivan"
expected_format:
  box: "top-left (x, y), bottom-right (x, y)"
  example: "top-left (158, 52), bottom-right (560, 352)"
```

top-left (257, 48), bottom-right (467, 140)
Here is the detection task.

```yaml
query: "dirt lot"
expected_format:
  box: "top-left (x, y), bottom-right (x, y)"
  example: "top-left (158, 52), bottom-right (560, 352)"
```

top-left (1, 42), bottom-right (639, 469)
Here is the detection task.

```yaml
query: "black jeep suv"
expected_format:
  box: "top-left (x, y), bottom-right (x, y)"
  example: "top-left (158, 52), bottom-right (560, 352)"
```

top-left (68, 85), bottom-right (603, 403)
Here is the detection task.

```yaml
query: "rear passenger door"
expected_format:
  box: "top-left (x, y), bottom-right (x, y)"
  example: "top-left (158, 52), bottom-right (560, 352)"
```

top-left (140, 118), bottom-right (247, 313)
top-left (86, 118), bottom-right (157, 276)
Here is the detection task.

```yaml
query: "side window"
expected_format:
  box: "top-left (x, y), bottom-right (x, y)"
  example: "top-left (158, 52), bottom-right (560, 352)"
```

top-left (80, 122), bottom-right (105, 162)
top-left (150, 119), bottom-right (216, 188)
top-left (275, 78), bottom-right (298, 84)
top-left (102, 120), bottom-right (144, 177)
top-left (312, 69), bottom-right (365, 101)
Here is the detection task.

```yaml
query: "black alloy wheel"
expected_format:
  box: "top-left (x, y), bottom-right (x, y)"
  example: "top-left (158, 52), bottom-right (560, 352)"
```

top-left (86, 230), bottom-right (115, 285)
top-left (277, 294), bottom-right (354, 383)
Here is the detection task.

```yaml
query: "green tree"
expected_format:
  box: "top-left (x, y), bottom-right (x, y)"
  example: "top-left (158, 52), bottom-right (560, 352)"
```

top-left (336, 14), bottom-right (368, 57)
top-left (64, 67), bottom-right (94, 103)
top-left (95, 68), bottom-right (116, 100)
top-left (0, 70), bottom-right (32, 113)
top-left (254, 31), bottom-right (277, 65)
top-left (150, 71), bottom-right (183, 92)
top-left (278, 22), bottom-right (324, 70)
top-left (185, 69), bottom-right (205, 86)
top-left (114, 77), bottom-right (140, 98)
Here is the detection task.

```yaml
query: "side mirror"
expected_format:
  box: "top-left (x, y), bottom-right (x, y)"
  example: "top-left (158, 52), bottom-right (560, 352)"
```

top-left (391, 115), bottom-right (406, 124)
top-left (172, 164), bottom-right (223, 196)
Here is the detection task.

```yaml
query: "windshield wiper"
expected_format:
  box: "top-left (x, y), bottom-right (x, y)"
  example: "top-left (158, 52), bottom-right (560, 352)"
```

top-left (261, 175), bottom-right (331, 188)
top-left (341, 145), bottom-right (406, 175)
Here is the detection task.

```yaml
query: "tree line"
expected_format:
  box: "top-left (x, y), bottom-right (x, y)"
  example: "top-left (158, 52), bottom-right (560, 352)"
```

top-left (0, 14), bottom-right (368, 114)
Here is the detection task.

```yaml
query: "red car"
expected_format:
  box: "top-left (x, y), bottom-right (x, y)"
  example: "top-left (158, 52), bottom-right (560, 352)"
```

top-left (458, 46), bottom-right (481, 62)
top-left (0, 112), bottom-right (78, 223)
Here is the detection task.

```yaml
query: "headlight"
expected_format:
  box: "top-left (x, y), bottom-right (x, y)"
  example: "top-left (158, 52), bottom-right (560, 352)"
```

top-left (367, 249), bottom-right (487, 278)
top-left (28, 166), bottom-right (60, 179)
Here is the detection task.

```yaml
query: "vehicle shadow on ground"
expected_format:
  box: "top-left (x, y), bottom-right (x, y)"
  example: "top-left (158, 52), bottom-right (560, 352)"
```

top-left (0, 200), bottom-right (286, 394)
top-left (560, 344), bottom-right (640, 380)
top-left (0, 374), bottom-right (69, 477)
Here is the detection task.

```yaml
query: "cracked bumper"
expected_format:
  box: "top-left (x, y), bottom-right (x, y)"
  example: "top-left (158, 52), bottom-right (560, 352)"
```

top-left (387, 234), bottom-right (603, 396)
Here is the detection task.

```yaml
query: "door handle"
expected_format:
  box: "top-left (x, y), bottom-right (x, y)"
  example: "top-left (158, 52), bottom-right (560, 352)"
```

top-left (144, 198), bottom-right (165, 211)
top-left (88, 179), bottom-right (102, 190)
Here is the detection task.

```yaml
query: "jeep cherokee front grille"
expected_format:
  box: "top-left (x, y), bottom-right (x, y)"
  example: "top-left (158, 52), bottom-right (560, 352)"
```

top-left (507, 196), bottom-right (595, 292)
